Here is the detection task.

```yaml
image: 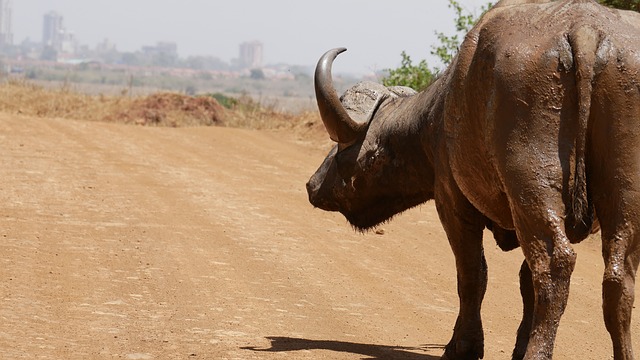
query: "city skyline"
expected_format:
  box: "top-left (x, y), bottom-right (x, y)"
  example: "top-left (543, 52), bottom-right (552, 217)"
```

top-left (10, 0), bottom-right (489, 74)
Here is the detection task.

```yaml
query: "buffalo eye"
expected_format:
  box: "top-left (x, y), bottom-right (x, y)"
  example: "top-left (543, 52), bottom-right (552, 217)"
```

top-left (335, 146), bottom-right (358, 180)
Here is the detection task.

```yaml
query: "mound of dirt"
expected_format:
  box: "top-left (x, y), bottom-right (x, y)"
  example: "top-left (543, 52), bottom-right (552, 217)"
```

top-left (114, 93), bottom-right (225, 127)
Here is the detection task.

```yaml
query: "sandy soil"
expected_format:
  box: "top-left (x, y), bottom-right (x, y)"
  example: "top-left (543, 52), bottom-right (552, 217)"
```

top-left (0, 114), bottom-right (637, 359)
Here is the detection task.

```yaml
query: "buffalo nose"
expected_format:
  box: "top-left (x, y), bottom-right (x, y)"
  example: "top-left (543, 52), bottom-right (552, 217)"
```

top-left (306, 180), bottom-right (320, 206)
top-left (306, 178), bottom-right (339, 211)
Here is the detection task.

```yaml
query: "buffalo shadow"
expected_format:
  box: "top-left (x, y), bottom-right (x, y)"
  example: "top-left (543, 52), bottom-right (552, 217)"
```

top-left (242, 336), bottom-right (443, 359)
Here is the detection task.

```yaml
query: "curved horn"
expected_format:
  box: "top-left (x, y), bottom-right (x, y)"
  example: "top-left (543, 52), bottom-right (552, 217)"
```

top-left (314, 48), bottom-right (366, 143)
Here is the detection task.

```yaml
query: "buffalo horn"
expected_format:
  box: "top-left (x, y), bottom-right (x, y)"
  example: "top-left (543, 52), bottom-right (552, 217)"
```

top-left (314, 48), bottom-right (366, 143)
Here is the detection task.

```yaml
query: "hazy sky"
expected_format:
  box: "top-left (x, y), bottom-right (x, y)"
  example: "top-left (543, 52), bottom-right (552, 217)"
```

top-left (13, 0), bottom-right (489, 74)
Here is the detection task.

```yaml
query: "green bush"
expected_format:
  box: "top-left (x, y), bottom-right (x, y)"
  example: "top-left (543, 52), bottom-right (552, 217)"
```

top-left (382, 0), bottom-right (488, 91)
top-left (207, 93), bottom-right (238, 109)
top-left (599, 0), bottom-right (640, 11)
top-left (381, 52), bottom-right (435, 91)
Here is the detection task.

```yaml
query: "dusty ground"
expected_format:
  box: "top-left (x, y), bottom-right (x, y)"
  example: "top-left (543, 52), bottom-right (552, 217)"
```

top-left (0, 114), bottom-right (637, 359)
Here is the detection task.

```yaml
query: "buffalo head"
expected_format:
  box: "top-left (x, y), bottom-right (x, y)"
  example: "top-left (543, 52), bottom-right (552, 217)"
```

top-left (306, 48), bottom-right (436, 231)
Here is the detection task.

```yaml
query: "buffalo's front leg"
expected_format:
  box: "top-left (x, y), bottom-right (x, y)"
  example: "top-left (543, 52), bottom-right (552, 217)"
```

top-left (435, 181), bottom-right (488, 360)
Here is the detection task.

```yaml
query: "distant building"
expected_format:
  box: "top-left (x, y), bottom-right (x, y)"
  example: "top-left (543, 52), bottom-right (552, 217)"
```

top-left (145, 41), bottom-right (177, 57)
top-left (0, 0), bottom-right (13, 47)
top-left (239, 41), bottom-right (263, 69)
top-left (60, 31), bottom-right (77, 54)
top-left (42, 11), bottom-right (77, 58)
top-left (42, 11), bottom-right (63, 50)
top-left (141, 41), bottom-right (178, 66)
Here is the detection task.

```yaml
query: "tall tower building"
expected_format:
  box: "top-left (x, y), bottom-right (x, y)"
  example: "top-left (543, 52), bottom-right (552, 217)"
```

top-left (43, 11), bottom-right (63, 50)
top-left (239, 41), bottom-right (263, 69)
top-left (0, 0), bottom-right (13, 47)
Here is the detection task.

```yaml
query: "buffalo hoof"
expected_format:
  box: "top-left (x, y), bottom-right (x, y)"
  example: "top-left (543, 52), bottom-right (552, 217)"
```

top-left (441, 339), bottom-right (484, 360)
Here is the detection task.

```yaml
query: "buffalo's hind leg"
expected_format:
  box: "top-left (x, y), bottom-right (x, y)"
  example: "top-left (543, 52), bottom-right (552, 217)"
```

top-left (592, 172), bottom-right (640, 359)
top-left (487, 227), bottom-right (534, 360)
top-left (510, 204), bottom-right (576, 360)
top-left (593, 189), bottom-right (640, 359)
top-left (512, 260), bottom-right (534, 360)
top-left (589, 79), bottom-right (640, 360)
top-left (496, 146), bottom-right (577, 360)
top-left (601, 227), bottom-right (640, 360)
top-left (435, 181), bottom-right (488, 360)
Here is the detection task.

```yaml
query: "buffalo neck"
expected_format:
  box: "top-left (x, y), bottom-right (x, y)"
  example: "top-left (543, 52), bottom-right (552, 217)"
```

top-left (377, 81), bottom-right (447, 202)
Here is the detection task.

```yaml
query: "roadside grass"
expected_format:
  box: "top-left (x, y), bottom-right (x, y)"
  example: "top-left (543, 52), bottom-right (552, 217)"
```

top-left (0, 79), bottom-right (323, 132)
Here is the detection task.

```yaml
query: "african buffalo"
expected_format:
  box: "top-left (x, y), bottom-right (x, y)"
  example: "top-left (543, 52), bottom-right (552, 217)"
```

top-left (306, 0), bottom-right (640, 359)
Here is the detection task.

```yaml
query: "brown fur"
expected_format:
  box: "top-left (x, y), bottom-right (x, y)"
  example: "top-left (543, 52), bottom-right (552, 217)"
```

top-left (307, 1), bottom-right (640, 359)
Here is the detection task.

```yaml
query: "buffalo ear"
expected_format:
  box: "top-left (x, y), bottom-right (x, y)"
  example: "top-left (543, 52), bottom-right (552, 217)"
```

top-left (339, 82), bottom-right (417, 125)
top-left (340, 81), bottom-right (393, 124)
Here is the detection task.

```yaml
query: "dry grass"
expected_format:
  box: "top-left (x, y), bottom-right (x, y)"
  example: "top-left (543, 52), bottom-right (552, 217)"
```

top-left (0, 80), bottom-right (127, 122)
top-left (0, 79), bottom-right (324, 134)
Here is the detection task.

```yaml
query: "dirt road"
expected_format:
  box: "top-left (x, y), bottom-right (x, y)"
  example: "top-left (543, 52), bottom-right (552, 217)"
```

top-left (0, 114), bottom-right (637, 359)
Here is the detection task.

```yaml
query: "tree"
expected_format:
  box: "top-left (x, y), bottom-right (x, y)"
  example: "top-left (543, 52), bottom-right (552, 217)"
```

top-left (381, 51), bottom-right (435, 91)
top-left (120, 52), bottom-right (140, 66)
top-left (599, 0), bottom-right (640, 11)
top-left (382, 0), bottom-right (490, 90)
top-left (250, 68), bottom-right (266, 80)
top-left (431, 1), bottom-right (493, 69)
